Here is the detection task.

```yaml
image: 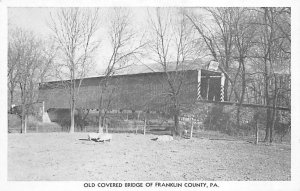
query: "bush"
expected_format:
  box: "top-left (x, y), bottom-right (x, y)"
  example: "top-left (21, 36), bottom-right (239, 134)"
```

top-left (8, 114), bottom-right (21, 133)
top-left (203, 105), bottom-right (261, 137)
top-left (8, 113), bottom-right (63, 133)
top-left (204, 105), bottom-right (231, 132)
top-left (35, 122), bottom-right (62, 132)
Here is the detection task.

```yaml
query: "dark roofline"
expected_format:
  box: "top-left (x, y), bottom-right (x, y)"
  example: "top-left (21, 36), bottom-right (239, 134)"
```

top-left (41, 69), bottom-right (221, 83)
top-left (38, 69), bottom-right (221, 90)
top-left (42, 69), bottom-right (184, 84)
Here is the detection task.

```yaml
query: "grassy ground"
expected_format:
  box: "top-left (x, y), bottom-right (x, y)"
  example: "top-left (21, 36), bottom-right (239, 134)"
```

top-left (8, 132), bottom-right (290, 181)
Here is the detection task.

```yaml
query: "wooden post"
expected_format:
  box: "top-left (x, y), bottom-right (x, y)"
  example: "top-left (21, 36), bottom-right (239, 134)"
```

top-left (255, 119), bottom-right (259, 144)
top-left (105, 118), bottom-right (108, 133)
top-left (206, 77), bottom-right (210, 100)
top-left (190, 117), bottom-right (194, 138)
top-left (137, 111), bottom-right (141, 134)
top-left (24, 115), bottom-right (27, 134)
top-left (135, 121), bottom-right (138, 134)
top-left (143, 113), bottom-right (147, 135)
top-left (134, 111), bottom-right (138, 134)
top-left (209, 116), bottom-right (212, 130)
top-left (138, 111), bottom-right (140, 121)
top-left (254, 112), bottom-right (259, 145)
top-left (42, 101), bottom-right (45, 120)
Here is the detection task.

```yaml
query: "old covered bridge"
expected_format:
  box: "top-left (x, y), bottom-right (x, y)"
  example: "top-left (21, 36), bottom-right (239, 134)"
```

top-left (38, 69), bottom-right (225, 113)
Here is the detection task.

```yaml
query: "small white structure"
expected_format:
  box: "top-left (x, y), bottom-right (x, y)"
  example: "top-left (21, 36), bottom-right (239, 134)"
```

top-left (41, 101), bottom-right (51, 123)
top-left (208, 60), bottom-right (219, 71)
top-left (156, 135), bottom-right (173, 142)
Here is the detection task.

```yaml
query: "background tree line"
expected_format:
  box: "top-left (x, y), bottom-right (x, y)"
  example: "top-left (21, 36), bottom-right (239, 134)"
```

top-left (185, 7), bottom-right (290, 142)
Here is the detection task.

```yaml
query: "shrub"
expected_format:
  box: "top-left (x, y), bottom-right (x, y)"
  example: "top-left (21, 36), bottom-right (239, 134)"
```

top-left (8, 114), bottom-right (21, 133)
top-left (204, 105), bottom-right (231, 132)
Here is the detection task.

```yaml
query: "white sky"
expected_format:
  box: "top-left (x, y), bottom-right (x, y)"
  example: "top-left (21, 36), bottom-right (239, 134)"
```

top-left (8, 7), bottom-right (159, 79)
top-left (8, 7), bottom-right (215, 79)
top-left (8, 7), bottom-right (152, 77)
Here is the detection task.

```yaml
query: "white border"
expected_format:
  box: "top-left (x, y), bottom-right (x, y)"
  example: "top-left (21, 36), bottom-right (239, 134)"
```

top-left (1, 0), bottom-right (300, 191)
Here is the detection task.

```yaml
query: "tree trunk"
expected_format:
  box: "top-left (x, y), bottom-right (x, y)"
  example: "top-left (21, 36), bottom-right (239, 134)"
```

top-left (20, 89), bottom-right (26, 134)
top-left (70, 85), bottom-right (75, 133)
top-left (105, 118), bottom-right (108, 133)
top-left (98, 114), bottom-right (104, 134)
top-left (236, 60), bottom-right (246, 129)
top-left (97, 84), bottom-right (105, 134)
top-left (70, 106), bottom-right (75, 133)
top-left (236, 106), bottom-right (241, 128)
top-left (69, 67), bottom-right (76, 133)
top-left (21, 112), bottom-right (24, 134)
top-left (270, 110), bottom-right (276, 143)
top-left (10, 89), bottom-right (14, 113)
top-left (263, 57), bottom-right (271, 142)
top-left (264, 108), bottom-right (271, 142)
top-left (270, 77), bottom-right (279, 143)
top-left (173, 112), bottom-right (179, 137)
top-left (254, 111), bottom-right (259, 144)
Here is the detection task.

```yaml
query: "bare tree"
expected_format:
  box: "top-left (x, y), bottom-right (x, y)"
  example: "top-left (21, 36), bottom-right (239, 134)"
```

top-left (186, 8), bottom-right (240, 101)
top-left (97, 8), bottom-right (147, 133)
top-left (186, 8), bottom-right (249, 129)
top-left (48, 8), bottom-right (100, 133)
top-left (187, 7), bottom-right (290, 140)
top-left (147, 8), bottom-right (197, 136)
top-left (253, 7), bottom-right (290, 142)
top-left (275, 7), bottom-right (291, 55)
top-left (38, 38), bottom-right (57, 84)
top-left (8, 30), bottom-right (20, 112)
top-left (8, 28), bottom-right (55, 133)
top-left (231, 8), bottom-right (258, 127)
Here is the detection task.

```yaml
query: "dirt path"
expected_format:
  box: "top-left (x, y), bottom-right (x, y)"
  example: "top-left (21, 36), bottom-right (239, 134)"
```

top-left (8, 133), bottom-right (290, 181)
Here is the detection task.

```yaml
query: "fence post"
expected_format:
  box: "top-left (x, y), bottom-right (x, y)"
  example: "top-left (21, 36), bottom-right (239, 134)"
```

top-left (42, 101), bottom-right (45, 115)
top-left (24, 115), bottom-right (27, 134)
top-left (135, 121), bottom-right (138, 134)
top-left (255, 119), bottom-right (259, 144)
top-left (190, 117), bottom-right (194, 138)
top-left (143, 116), bottom-right (147, 135)
top-left (254, 112), bottom-right (259, 145)
top-left (206, 77), bottom-right (210, 100)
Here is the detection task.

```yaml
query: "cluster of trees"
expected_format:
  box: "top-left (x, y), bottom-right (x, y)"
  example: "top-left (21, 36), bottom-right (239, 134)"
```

top-left (8, 28), bottom-right (56, 133)
top-left (8, 7), bottom-right (290, 141)
top-left (145, 8), bottom-right (290, 140)
top-left (185, 8), bottom-right (290, 142)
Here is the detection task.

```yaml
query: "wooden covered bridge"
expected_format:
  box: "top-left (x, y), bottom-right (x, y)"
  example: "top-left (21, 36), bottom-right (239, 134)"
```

top-left (38, 68), bottom-right (225, 115)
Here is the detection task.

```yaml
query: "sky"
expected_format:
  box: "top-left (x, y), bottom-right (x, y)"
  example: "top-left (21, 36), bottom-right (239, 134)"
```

top-left (8, 7), bottom-right (152, 77)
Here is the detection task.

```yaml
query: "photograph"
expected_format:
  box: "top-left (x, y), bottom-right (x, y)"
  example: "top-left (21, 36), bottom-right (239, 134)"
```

top-left (1, 1), bottom-right (299, 189)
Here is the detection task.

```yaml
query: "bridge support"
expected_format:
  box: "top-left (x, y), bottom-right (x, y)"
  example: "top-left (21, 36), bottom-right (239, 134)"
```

top-left (197, 70), bottom-right (201, 100)
top-left (220, 73), bottom-right (225, 101)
